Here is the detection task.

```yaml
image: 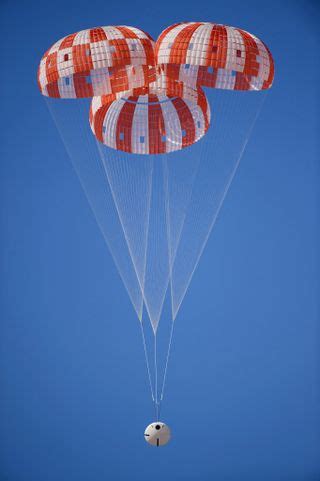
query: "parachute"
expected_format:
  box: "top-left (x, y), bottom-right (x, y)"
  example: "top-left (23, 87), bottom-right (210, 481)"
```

top-left (156, 22), bottom-right (274, 91)
top-left (37, 26), bottom-right (156, 98)
top-left (89, 84), bottom-right (210, 154)
top-left (39, 23), bottom-right (274, 427)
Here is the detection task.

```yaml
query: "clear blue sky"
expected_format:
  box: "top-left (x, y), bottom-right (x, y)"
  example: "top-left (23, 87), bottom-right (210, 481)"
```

top-left (1, 1), bottom-right (319, 480)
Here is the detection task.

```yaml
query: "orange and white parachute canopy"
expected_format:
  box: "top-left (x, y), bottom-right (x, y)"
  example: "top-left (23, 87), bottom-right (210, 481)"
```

top-left (38, 22), bottom-right (274, 153)
top-left (38, 26), bottom-right (156, 98)
top-left (155, 22), bottom-right (274, 91)
top-left (89, 76), bottom-right (211, 154)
